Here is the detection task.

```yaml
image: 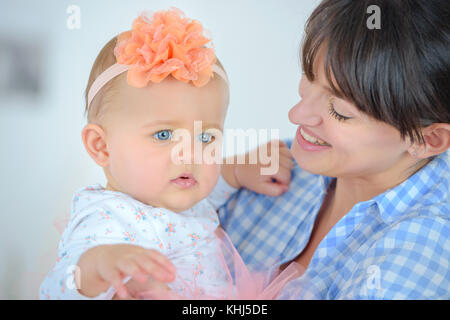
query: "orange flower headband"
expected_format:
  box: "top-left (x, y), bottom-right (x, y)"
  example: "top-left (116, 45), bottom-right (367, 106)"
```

top-left (87, 8), bottom-right (229, 109)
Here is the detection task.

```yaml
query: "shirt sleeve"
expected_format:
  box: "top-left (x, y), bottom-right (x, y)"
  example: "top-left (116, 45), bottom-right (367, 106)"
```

top-left (206, 175), bottom-right (238, 211)
top-left (39, 206), bottom-right (152, 300)
top-left (339, 216), bottom-right (450, 299)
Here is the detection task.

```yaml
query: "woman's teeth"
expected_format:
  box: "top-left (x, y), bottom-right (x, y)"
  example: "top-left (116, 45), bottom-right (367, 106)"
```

top-left (300, 128), bottom-right (330, 146)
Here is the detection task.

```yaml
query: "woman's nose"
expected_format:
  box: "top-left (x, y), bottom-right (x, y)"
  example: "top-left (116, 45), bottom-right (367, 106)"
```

top-left (288, 99), bottom-right (322, 126)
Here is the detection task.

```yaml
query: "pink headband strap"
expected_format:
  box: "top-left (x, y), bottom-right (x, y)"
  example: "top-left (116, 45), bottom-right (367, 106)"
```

top-left (87, 63), bottom-right (229, 109)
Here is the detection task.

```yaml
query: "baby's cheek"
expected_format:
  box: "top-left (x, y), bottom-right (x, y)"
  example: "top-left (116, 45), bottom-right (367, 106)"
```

top-left (199, 164), bottom-right (221, 194)
top-left (107, 147), bottom-right (133, 185)
top-left (125, 155), bottom-right (169, 192)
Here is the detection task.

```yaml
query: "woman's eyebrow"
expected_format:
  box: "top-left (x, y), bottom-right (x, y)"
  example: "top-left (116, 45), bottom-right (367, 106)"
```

top-left (317, 80), bottom-right (361, 115)
top-left (319, 81), bottom-right (345, 100)
top-left (312, 70), bottom-right (343, 98)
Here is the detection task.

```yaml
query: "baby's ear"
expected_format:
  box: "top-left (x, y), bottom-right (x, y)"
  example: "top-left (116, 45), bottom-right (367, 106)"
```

top-left (81, 124), bottom-right (109, 167)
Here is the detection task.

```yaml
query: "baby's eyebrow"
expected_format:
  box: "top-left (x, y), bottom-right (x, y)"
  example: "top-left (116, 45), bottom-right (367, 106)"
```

top-left (203, 123), bottom-right (223, 130)
top-left (141, 120), bottom-right (223, 130)
top-left (142, 120), bottom-right (180, 128)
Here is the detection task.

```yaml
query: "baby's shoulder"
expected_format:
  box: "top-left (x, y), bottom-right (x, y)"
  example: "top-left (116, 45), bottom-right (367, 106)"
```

top-left (65, 185), bottom-right (165, 237)
top-left (185, 199), bottom-right (220, 228)
top-left (68, 185), bottom-right (218, 231)
top-left (71, 184), bottom-right (136, 217)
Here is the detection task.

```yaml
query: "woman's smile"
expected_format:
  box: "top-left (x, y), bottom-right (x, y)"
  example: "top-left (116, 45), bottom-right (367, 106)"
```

top-left (296, 126), bottom-right (332, 152)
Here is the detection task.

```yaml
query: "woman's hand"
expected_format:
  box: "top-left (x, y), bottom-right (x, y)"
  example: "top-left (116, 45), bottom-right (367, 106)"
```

top-left (222, 140), bottom-right (294, 196)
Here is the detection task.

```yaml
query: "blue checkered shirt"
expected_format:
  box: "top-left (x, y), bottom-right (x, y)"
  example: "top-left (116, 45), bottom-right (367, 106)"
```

top-left (217, 141), bottom-right (449, 299)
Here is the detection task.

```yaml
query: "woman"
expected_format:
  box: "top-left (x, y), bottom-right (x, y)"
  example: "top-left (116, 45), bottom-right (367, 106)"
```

top-left (217, 0), bottom-right (449, 299)
top-left (115, 0), bottom-right (448, 299)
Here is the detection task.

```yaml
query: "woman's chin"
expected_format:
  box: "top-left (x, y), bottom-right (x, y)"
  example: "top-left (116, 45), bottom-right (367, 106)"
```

top-left (291, 139), bottom-right (331, 176)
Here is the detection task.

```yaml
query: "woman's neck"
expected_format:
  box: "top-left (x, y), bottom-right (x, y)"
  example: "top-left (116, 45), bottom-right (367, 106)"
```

top-left (330, 156), bottom-right (431, 220)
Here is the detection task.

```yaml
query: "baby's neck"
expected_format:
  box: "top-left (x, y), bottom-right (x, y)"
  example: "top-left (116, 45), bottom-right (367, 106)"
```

top-left (105, 182), bottom-right (113, 191)
top-left (105, 182), bottom-right (116, 192)
top-left (103, 180), bottom-right (195, 213)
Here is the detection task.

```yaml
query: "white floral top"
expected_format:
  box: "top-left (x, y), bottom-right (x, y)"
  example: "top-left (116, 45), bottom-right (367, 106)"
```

top-left (39, 177), bottom-right (233, 299)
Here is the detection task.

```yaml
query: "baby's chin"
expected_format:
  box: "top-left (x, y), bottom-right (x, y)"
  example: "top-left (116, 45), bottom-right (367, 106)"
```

top-left (143, 192), bottom-right (208, 213)
top-left (128, 181), bottom-right (216, 212)
top-left (162, 198), bottom-right (204, 213)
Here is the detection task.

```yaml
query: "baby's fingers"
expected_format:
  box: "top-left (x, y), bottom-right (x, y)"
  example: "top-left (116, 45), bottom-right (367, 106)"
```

top-left (145, 249), bottom-right (176, 273)
top-left (101, 268), bottom-right (129, 299)
top-left (135, 254), bottom-right (176, 282)
top-left (116, 259), bottom-right (149, 284)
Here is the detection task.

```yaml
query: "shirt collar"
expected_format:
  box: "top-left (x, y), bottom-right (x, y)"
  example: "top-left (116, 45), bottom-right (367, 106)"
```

top-left (373, 150), bottom-right (450, 224)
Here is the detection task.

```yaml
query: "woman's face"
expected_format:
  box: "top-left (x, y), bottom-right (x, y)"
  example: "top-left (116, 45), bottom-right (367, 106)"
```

top-left (289, 65), bottom-right (416, 181)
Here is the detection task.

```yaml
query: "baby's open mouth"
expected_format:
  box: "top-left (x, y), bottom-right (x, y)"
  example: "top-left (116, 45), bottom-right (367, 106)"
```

top-left (171, 173), bottom-right (197, 188)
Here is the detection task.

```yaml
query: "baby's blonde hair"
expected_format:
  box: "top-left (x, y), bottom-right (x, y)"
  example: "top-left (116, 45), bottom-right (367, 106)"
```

top-left (84, 36), bottom-right (227, 124)
top-left (84, 36), bottom-right (121, 124)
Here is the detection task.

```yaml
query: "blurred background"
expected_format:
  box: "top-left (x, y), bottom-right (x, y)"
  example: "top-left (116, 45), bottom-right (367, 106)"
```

top-left (0, 0), bottom-right (319, 299)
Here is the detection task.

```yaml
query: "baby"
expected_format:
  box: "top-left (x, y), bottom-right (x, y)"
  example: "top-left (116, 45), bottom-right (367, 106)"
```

top-left (40, 8), bottom-right (293, 300)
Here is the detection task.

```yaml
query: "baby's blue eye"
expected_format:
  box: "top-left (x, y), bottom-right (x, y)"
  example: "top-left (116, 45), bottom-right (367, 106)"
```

top-left (153, 130), bottom-right (173, 141)
top-left (198, 132), bottom-right (214, 143)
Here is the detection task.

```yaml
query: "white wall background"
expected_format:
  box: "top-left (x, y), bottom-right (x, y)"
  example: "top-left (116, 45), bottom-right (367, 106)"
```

top-left (0, 0), bottom-right (319, 299)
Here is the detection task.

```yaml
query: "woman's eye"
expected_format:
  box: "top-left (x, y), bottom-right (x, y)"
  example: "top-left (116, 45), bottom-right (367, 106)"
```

top-left (153, 130), bottom-right (173, 141)
top-left (198, 132), bottom-right (214, 143)
top-left (328, 102), bottom-right (352, 122)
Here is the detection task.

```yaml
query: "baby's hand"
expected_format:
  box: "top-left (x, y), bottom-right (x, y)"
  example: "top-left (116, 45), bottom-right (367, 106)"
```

top-left (113, 275), bottom-right (172, 300)
top-left (95, 244), bottom-right (176, 299)
top-left (222, 140), bottom-right (294, 196)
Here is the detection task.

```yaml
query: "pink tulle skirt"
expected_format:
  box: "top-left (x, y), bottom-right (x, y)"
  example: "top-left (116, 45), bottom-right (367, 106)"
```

top-left (136, 228), bottom-right (305, 300)
top-left (51, 217), bottom-right (304, 300)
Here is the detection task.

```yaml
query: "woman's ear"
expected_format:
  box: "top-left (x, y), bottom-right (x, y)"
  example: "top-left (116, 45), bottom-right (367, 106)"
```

top-left (409, 123), bottom-right (450, 158)
top-left (81, 124), bottom-right (110, 167)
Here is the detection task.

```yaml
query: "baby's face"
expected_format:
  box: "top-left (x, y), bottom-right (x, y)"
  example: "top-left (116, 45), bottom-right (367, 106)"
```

top-left (101, 74), bottom-right (229, 212)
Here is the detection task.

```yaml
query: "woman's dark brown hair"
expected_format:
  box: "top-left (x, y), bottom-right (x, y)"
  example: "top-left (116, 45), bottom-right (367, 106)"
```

top-left (302, 0), bottom-right (450, 145)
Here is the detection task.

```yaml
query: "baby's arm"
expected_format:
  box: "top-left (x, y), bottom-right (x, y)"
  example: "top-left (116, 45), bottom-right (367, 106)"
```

top-left (77, 243), bottom-right (175, 298)
top-left (222, 140), bottom-right (293, 196)
top-left (39, 206), bottom-right (175, 299)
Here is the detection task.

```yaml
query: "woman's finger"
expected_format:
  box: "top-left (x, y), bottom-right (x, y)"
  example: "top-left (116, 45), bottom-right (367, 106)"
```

top-left (278, 144), bottom-right (292, 156)
top-left (271, 167), bottom-right (291, 186)
top-left (279, 155), bottom-right (294, 170)
top-left (258, 181), bottom-right (288, 197)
